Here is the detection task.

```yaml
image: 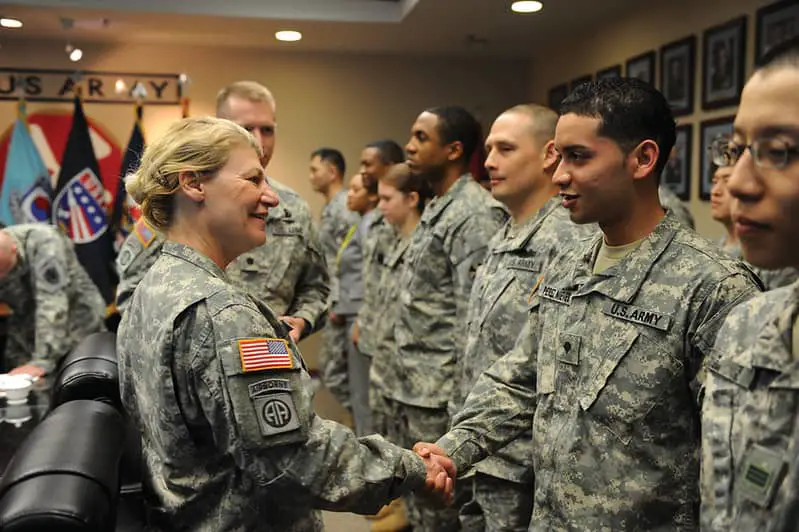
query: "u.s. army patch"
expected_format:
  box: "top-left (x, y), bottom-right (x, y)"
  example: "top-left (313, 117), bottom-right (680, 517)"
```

top-left (507, 256), bottom-right (543, 272)
top-left (249, 378), bottom-right (292, 398)
top-left (602, 301), bottom-right (672, 331)
top-left (34, 256), bottom-right (67, 293)
top-left (253, 392), bottom-right (300, 437)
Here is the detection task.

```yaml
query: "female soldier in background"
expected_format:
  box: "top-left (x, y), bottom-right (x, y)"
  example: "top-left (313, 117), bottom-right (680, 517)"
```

top-left (117, 117), bottom-right (453, 531)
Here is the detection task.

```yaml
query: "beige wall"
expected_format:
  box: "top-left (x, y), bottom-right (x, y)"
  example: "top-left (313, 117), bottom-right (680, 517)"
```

top-left (0, 39), bottom-right (530, 218)
top-left (529, 0), bottom-right (773, 239)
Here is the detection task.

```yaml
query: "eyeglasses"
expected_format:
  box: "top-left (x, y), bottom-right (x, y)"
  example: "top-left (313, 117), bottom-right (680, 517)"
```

top-left (710, 135), bottom-right (799, 170)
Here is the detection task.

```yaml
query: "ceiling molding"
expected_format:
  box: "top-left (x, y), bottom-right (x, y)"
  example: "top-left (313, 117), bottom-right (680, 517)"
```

top-left (0, 0), bottom-right (421, 23)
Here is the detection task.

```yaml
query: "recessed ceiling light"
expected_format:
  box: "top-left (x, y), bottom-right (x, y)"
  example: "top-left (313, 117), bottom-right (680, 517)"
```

top-left (0, 17), bottom-right (23, 29)
top-left (275, 30), bottom-right (302, 42)
top-left (511, 1), bottom-right (543, 13)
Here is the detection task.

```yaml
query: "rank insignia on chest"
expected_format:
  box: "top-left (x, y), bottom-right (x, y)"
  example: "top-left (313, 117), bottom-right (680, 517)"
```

top-left (237, 338), bottom-right (294, 372)
top-left (134, 219), bottom-right (156, 247)
top-left (739, 444), bottom-right (787, 508)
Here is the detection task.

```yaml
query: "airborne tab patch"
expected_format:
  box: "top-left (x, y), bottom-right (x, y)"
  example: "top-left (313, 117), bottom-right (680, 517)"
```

top-left (602, 301), bottom-right (672, 332)
top-left (237, 338), bottom-right (294, 372)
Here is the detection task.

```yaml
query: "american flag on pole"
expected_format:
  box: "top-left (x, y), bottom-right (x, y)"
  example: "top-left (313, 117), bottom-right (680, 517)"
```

top-left (237, 338), bottom-right (294, 372)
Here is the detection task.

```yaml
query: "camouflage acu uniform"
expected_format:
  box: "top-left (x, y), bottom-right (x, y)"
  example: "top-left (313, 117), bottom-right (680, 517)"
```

top-left (117, 241), bottom-right (427, 532)
top-left (318, 189), bottom-right (361, 408)
top-left (659, 184), bottom-right (695, 229)
top-left (701, 280), bottom-right (799, 531)
top-left (0, 223), bottom-right (105, 373)
top-left (116, 180), bottom-right (330, 333)
top-left (368, 234), bottom-right (410, 443)
top-left (455, 197), bottom-right (595, 532)
top-left (392, 174), bottom-right (507, 531)
top-left (437, 212), bottom-right (760, 531)
top-left (356, 212), bottom-right (397, 362)
top-left (717, 236), bottom-right (798, 291)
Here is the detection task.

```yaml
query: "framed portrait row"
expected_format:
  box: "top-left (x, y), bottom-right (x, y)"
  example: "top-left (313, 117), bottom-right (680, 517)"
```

top-left (547, 0), bottom-right (798, 115)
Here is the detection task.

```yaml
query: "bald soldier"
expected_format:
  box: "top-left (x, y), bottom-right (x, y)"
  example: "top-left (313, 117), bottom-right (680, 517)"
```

top-left (116, 81), bottom-right (329, 342)
top-left (0, 223), bottom-right (106, 377)
top-left (454, 104), bottom-right (595, 531)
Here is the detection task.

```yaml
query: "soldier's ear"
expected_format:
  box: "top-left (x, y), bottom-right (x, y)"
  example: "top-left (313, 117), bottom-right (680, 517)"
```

top-left (178, 172), bottom-right (205, 203)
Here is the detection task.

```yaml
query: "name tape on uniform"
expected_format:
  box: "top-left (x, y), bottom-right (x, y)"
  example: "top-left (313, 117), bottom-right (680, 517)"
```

top-left (602, 302), bottom-right (671, 331)
top-left (538, 284), bottom-right (573, 305)
top-left (237, 338), bottom-right (294, 372)
top-left (506, 256), bottom-right (543, 272)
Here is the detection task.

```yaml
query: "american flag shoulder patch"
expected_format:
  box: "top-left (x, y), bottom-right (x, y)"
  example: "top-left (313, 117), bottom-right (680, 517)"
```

top-left (237, 338), bottom-right (294, 372)
top-left (134, 219), bottom-right (155, 247)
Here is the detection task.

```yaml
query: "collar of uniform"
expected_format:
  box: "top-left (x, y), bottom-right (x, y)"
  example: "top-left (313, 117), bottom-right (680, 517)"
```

top-left (492, 195), bottom-right (562, 254)
top-left (421, 173), bottom-right (473, 225)
top-left (386, 235), bottom-right (411, 267)
top-left (4, 231), bottom-right (28, 282)
top-left (740, 282), bottom-right (799, 381)
top-left (572, 211), bottom-right (680, 303)
top-left (161, 241), bottom-right (227, 280)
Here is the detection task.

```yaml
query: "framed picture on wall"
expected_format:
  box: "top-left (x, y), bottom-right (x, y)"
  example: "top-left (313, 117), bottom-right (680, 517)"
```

top-left (662, 124), bottom-right (693, 201)
top-left (702, 16), bottom-right (747, 110)
top-left (699, 116), bottom-right (735, 201)
top-left (660, 36), bottom-right (696, 117)
top-left (756, 0), bottom-right (799, 62)
top-left (570, 74), bottom-right (593, 92)
top-left (597, 65), bottom-right (622, 80)
top-left (626, 50), bottom-right (656, 85)
top-left (548, 83), bottom-right (569, 111)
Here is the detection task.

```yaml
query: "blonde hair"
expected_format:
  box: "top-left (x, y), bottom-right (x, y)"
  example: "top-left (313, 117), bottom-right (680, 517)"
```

top-left (216, 81), bottom-right (276, 117)
top-left (126, 116), bottom-right (261, 230)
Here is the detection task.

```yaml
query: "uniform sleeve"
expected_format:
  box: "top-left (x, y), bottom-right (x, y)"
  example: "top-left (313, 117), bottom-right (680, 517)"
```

top-left (449, 212), bottom-right (505, 348)
top-left (286, 217), bottom-right (330, 333)
top-left (28, 236), bottom-right (73, 372)
top-left (189, 302), bottom-right (427, 514)
top-left (115, 236), bottom-right (163, 316)
top-left (688, 272), bottom-right (759, 402)
top-left (437, 302), bottom-right (539, 475)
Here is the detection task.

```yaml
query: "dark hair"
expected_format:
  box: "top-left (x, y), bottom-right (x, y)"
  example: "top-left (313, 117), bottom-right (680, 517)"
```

top-left (757, 35), bottom-right (799, 70)
top-left (560, 77), bottom-right (676, 178)
top-left (365, 139), bottom-right (405, 165)
top-left (380, 162), bottom-right (433, 213)
top-left (311, 148), bottom-right (346, 177)
top-left (425, 106), bottom-right (482, 165)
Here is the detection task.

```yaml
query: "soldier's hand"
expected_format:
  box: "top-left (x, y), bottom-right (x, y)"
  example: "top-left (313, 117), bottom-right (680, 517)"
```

top-left (9, 364), bottom-right (45, 378)
top-left (280, 316), bottom-right (306, 343)
top-left (414, 442), bottom-right (456, 504)
top-left (351, 322), bottom-right (360, 347)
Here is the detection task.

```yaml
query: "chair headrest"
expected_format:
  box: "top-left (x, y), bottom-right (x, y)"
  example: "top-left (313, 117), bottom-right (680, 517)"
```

top-left (0, 400), bottom-right (125, 531)
top-left (52, 332), bottom-right (120, 408)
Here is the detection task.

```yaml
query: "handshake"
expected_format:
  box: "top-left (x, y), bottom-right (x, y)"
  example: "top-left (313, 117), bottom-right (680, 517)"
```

top-left (413, 442), bottom-right (456, 505)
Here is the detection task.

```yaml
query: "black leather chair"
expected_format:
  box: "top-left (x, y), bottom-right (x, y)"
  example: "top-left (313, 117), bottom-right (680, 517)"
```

top-left (52, 331), bottom-right (122, 410)
top-left (50, 332), bottom-right (146, 531)
top-left (0, 400), bottom-right (124, 531)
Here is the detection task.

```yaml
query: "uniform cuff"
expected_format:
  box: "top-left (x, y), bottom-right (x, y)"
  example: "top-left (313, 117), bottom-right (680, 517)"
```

top-left (436, 429), bottom-right (485, 478)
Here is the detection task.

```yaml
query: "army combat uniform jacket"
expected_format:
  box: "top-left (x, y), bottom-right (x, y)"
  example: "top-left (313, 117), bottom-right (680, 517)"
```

top-left (117, 242), bottom-right (427, 531)
top-left (438, 213), bottom-right (760, 530)
top-left (0, 223), bottom-right (105, 372)
top-left (701, 280), bottom-right (799, 531)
